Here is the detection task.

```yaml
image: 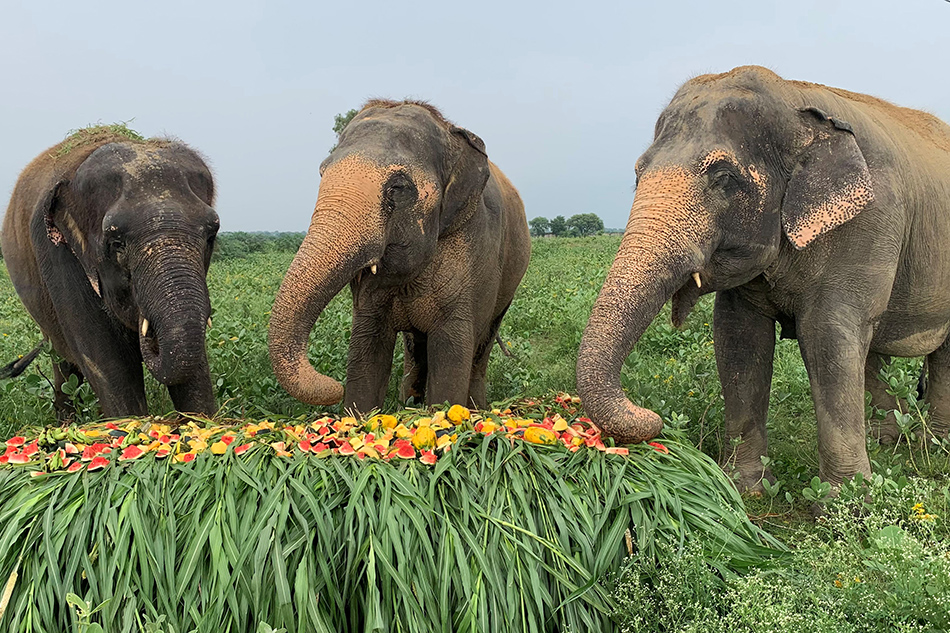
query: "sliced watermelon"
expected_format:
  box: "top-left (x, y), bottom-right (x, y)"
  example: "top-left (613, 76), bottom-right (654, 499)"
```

top-left (87, 456), bottom-right (109, 471)
top-left (119, 445), bottom-right (145, 461)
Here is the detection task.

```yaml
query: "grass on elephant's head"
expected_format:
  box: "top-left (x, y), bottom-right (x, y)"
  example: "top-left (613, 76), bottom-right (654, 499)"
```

top-left (55, 122), bottom-right (146, 156)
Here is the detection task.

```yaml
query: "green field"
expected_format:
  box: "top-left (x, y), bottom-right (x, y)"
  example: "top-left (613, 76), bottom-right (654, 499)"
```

top-left (2, 235), bottom-right (949, 631)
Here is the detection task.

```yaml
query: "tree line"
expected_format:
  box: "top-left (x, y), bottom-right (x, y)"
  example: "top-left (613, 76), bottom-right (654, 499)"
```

top-left (528, 214), bottom-right (604, 238)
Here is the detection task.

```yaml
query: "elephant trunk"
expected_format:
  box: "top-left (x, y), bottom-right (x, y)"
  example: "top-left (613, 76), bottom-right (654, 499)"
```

top-left (132, 236), bottom-right (215, 413)
top-left (268, 163), bottom-right (385, 405)
top-left (577, 167), bottom-right (710, 444)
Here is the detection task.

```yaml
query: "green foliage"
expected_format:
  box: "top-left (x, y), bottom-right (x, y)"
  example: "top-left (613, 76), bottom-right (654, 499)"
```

top-left (528, 216), bottom-right (550, 238)
top-left (330, 109), bottom-right (359, 152)
top-left (0, 430), bottom-right (779, 632)
top-left (333, 109), bottom-right (358, 136)
top-left (614, 473), bottom-right (950, 632)
top-left (566, 213), bottom-right (604, 237)
top-left (55, 123), bottom-right (146, 157)
top-left (211, 232), bottom-right (304, 262)
top-left (549, 215), bottom-right (567, 237)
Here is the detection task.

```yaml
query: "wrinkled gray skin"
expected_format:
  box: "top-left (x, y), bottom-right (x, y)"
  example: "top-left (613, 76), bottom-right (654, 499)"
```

top-left (577, 66), bottom-right (950, 490)
top-left (2, 135), bottom-right (219, 418)
top-left (269, 100), bottom-right (530, 413)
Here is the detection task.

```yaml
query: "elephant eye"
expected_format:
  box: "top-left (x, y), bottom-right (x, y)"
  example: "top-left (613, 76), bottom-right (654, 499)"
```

top-left (711, 170), bottom-right (740, 195)
top-left (384, 175), bottom-right (416, 212)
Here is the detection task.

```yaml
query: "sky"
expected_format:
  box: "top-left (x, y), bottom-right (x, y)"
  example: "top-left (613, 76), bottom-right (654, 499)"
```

top-left (0, 0), bottom-right (947, 232)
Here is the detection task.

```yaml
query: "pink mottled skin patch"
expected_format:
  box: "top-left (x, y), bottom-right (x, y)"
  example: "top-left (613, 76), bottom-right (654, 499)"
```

top-left (786, 183), bottom-right (874, 249)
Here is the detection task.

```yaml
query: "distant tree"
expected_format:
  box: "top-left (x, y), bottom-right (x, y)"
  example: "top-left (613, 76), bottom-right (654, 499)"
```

top-left (330, 108), bottom-right (359, 151)
top-left (529, 216), bottom-right (550, 237)
top-left (567, 213), bottom-right (604, 237)
top-left (549, 215), bottom-right (568, 237)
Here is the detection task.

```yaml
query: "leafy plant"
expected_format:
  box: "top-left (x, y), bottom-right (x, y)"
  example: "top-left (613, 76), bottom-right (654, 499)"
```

top-left (0, 429), bottom-right (781, 632)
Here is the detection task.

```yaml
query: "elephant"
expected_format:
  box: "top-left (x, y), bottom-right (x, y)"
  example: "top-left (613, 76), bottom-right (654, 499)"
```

top-left (268, 99), bottom-right (530, 413)
top-left (1, 129), bottom-right (220, 418)
top-left (577, 65), bottom-right (950, 490)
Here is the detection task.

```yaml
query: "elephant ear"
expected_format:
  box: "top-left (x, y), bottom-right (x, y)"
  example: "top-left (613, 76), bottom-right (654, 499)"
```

top-left (781, 107), bottom-right (874, 249)
top-left (440, 125), bottom-right (490, 234)
top-left (33, 178), bottom-right (103, 298)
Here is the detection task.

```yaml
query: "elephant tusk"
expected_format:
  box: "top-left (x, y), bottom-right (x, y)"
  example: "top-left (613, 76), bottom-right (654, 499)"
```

top-left (141, 318), bottom-right (149, 338)
top-left (692, 272), bottom-right (702, 289)
top-left (207, 317), bottom-right (213, 329)
top-left (370, 264), bottom-right (378, 275)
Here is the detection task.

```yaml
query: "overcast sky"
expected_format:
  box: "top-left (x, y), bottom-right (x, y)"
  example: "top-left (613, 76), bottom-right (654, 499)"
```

top-left (1, 1), bottom-right (947, 232)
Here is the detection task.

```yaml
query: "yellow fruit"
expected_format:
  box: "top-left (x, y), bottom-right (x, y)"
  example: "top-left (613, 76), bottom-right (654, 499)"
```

top-left (447, 405), bottom-right (471, 423)
top-left (412, 426), bottom-right (437, 450)
top-left (210, 442), bottom-right (227, 455)
top-left (524, 427), bottom-right (558, 445)
top-left (369, 414), bottom-right (398, 430)
top-left (552, 416), bottom-right (569, 432)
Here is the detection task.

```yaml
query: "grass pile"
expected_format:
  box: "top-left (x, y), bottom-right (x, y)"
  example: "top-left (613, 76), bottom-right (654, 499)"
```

top-left (0, 398), bottom-right (782, 633)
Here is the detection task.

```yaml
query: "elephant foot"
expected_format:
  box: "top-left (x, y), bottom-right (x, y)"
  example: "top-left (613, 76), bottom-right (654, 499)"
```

top-left (868, 413), bottom-right (902, 445)
top-left (721, 462), bottom-right (774, 495)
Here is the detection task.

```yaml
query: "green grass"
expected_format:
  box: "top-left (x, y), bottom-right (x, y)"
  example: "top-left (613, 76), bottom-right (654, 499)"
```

top-left (0, 425), bottom-right (782, 633)
top-left (2, 235), bottom-right (949, 632)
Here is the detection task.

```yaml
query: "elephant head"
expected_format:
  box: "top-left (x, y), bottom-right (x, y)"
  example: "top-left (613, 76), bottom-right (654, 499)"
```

top-left (54, 142), bottom-right (220, 412)
top-left (268, 100), bottom-right (489, 405)
top-left (577, 66), bottom-right (874, 443)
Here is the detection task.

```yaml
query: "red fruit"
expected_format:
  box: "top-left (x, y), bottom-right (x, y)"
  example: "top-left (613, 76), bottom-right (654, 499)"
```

top-left (338, 442), bottom-right (355, 456)
top-left (364, 433), bottom-right (375, 443)
top-left (81, 446), bottom-right (96, 461)
top-left (221, 435), bottom-right (235, 446)
top-left (7, 453), bottom-right (29, 465)
top-left (155, 449), bottom-right (171, 459)
top-left (67, 461), bottom-right (85, 473)
top-left (179, 453), bottom-right (196, 463)
top-left (0, 455), bottom-right (8, 465)
top-left (22, 441), bottom-right (39, 457)
top-left (604, 447), bottom-right (629, 456)
top-left (92, 443), bottom-right (111, 454)
top-left (233, 443), bottom-right (251, 456)
top-left (87, 456), bottom-right (109, 471)
top-left (64, 443), bottom-right (80, 455)
top-left (419, 451), bottom-right (437, 466)
top-left (105, 422), bottom-right (118, 430)
top-left (647, 442), bottom-right (669, 455)
top-left (298, 439), bottom-right (312, 453)
top-left (119, 445), bottom-right (145, 461)
top-left (313, 442), bottom-right (329, 453)
top-left (159, 435), bottom-right (171, 444)
top-left (394, 443), bottom-right (415, 460)
top-left (5, 436), bottom-right (25, 448)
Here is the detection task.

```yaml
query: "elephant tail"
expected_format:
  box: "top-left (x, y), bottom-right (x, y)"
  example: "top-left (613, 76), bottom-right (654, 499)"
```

top-left (0, 341), bottom-right (44, 380)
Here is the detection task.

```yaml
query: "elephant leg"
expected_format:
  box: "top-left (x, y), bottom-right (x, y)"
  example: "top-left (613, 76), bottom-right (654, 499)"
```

top-left (343, 309), bottom-right (397, 414)
top-left (714, 289), bottom-right (776, 493)
top-left (924, 338), bottom-right (950, 439)
top-left (52, 360), bottom-right (83, 422)
top-left (32, 218), bottom-right (148, 416)
top-left (426, 318), bottom-right (475, 407)
top-left (468, 311), bottom-right (508, 410)
top-left (400, 330), bottom-right (428, 405)
top-left (796, 310), bottom-right (872, 488)
top-left (865, 352), bottom-right (902, 444)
